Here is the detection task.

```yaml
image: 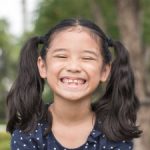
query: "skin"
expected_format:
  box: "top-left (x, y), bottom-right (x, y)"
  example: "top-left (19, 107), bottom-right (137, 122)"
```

top-left (37, 27), bottom-right (111, 148)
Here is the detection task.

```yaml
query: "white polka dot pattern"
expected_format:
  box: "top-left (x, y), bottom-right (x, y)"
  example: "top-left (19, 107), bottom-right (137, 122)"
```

top-left (11, 121), bottom-right (133, 150)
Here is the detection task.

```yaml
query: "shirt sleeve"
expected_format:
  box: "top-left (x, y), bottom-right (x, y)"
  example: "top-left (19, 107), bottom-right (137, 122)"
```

top-left (11, 129), bottom-right (38, 150)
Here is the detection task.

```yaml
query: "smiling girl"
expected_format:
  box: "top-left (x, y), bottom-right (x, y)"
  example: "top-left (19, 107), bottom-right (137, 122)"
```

top-left (7, 18), bottom-right (141, 150)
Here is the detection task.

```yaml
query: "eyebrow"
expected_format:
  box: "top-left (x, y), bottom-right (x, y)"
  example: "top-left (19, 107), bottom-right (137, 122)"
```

top-left (82, 50), bottom-right (99, 57)
top-left (51, 48), bottom-right (67, 53)
top-left (50, 48), bottom-right (99, 57)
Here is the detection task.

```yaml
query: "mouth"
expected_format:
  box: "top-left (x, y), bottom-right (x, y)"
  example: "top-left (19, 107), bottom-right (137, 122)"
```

top-left (59, 77), bottom-right (87, 89)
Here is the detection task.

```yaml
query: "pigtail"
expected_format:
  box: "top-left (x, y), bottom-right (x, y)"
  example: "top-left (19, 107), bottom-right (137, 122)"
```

top-left (6, 37), bottom-right (47, 134)
top-left (95, 41), bottom-right (142, 141)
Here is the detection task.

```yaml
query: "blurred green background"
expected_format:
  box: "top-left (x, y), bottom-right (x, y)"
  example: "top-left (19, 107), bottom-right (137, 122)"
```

top-left (0, 0), bottom-right (150, 149)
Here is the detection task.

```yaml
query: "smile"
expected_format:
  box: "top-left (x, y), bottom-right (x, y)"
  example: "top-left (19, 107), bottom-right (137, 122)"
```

top-left (59, 77), bottom-right (87, 89)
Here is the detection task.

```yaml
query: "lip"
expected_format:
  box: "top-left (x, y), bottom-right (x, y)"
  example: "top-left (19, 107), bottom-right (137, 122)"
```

top-left (59, 76), bottom-right (88, 91)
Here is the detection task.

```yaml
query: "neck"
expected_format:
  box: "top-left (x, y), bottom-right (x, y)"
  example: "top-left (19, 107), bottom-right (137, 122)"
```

top-left (49, 97), bottom-right (95, 126)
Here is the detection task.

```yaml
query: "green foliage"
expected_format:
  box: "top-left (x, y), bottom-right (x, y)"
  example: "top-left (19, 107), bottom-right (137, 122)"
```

top-left (42, 82), bottom-right (54, 103)
top-left (141, 0), bottom-right (150, 44)
top-left (0, 19), bottom-right (18, 120)
top-left (0, 131), bottom-right (10, 150)
top-left (96, 0), bottom-right (120, 39)
top-left (34, 0), bottom-right (93, 34)
top-left (0, 19), bottom-right (9, 47)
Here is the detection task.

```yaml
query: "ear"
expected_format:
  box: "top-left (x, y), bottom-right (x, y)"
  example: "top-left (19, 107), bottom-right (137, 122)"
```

top-left (100, 64), bottom-right (111, 82)
top-left (37, 56), bottom-right (47, 79)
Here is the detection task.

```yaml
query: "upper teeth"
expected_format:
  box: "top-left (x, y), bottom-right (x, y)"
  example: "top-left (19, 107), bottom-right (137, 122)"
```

top-left (62, 78), bottom-right (85, 84)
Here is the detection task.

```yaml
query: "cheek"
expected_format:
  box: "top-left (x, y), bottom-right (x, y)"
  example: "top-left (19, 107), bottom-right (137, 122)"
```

top-left (83, 63), bottom-right (101, 80)
top-left (46, 61), bottom-right (64, 75)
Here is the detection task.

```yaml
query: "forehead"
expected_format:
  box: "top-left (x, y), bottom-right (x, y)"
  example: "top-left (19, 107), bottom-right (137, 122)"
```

top-left (48, 26), bottom-right (102, 48)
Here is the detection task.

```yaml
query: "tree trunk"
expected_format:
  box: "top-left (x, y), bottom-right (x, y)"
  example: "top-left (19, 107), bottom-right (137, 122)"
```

top-left (134, 104), bottom-right (150, 150)
top-left (116, 0), bottom-right (149, 150)
top-left (116, 0), bottom-right (145, 99)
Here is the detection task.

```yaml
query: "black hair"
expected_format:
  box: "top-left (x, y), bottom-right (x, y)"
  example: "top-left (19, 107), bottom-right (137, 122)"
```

top-left (6, 18), bottom-right (142, 141)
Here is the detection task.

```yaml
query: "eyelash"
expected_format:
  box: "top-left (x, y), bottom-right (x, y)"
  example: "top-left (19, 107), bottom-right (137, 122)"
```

top-left (82, 57), bottom-right (95, 60)
top-left (54, 55), bottom-right (67, 58)
top-left (53, 55), bottom-right (95, 60)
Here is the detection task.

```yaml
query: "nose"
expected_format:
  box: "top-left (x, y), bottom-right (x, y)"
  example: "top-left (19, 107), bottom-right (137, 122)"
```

top-left (65, 58), bottom-right (82, 73)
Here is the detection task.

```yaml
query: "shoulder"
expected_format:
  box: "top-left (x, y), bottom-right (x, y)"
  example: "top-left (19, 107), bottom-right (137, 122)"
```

top-left (94, 120), bottom-right (133, 149)
top-left (107, 139), bottom-right (133, 150)
top-left (97, 130), bottom-right (133, 150)
top-left (11, 121), bottom-right (48, 150)
top-left (89, 122), bottom-right (133, 150)
top-left (100, 134), bottom-right (133, 150)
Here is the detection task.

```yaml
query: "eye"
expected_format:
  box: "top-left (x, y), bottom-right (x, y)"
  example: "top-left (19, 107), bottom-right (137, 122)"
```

top-left (54, 55), bottom-right (67, 58)
top-left (82, 57), bottom-right (95, 60)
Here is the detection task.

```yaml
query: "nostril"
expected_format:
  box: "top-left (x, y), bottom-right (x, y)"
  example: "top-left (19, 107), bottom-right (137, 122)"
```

top-left (65, 62), bottom-right (82, 73)
top-left (66, 67), bottom-right (82, 72)
top-left (67, 69), bottom-right (81, 73)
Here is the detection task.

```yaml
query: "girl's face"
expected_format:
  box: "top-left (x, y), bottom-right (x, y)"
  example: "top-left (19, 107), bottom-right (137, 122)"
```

top-left (38, 27), bottom-right (110, 102)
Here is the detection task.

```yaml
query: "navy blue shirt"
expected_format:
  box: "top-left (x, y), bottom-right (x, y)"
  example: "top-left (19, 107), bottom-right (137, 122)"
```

top-left (11, 120), bottom-right (133, 150)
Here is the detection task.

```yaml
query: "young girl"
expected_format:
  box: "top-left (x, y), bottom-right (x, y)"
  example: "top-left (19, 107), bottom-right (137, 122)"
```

top-left (7, 18), bottom-right (141, 150)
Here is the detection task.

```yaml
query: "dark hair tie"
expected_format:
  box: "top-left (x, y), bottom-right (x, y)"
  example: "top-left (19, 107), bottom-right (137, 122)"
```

top-left (106, 37), bottom-right (113, 47)
top-left (38, 36), bottom-right (44, 44)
